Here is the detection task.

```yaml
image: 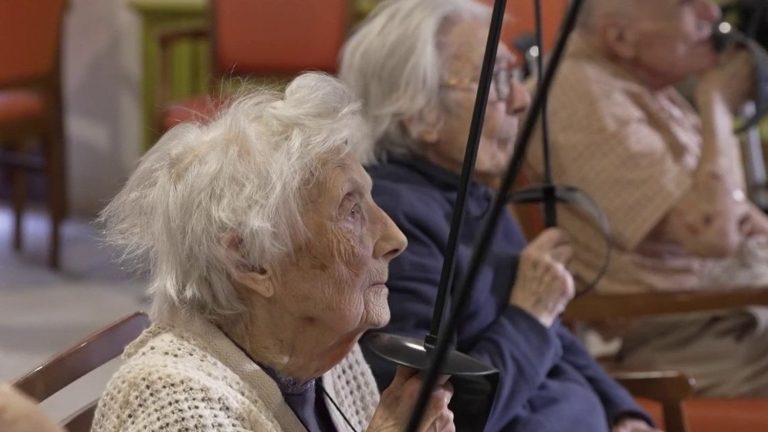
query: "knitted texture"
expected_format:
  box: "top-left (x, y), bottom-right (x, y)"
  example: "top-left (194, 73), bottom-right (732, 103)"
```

top-left (92, 315), bottom-right (380, 432)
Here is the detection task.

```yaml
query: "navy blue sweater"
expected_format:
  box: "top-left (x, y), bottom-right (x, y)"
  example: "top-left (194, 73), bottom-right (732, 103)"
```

top-left (365, 157), bottom-right (651, 432)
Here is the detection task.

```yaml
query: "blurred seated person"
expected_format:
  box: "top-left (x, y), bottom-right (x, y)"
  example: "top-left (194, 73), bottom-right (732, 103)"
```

top-left (340, 0), bottom-right (658, 431)
top-left (0, 384), bottom-right (63, 432)
top-left (528, 0), bottom-right (768, 396)
top-left (92, 73), bottom-right (455, 432)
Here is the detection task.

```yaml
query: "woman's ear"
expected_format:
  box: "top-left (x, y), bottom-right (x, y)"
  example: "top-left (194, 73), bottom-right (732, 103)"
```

top-left (233, 265), bottom-right (274, 298)
top-left (402, 109), bottom-right (441, 144)
top-left (223, 232), bottom-right (275, 298)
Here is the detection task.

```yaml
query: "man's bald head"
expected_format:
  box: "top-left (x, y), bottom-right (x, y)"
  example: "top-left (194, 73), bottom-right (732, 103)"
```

top-left (575, 0), bottom-right (722, 89)
top-left (577, 0), bottom-right (642, 33)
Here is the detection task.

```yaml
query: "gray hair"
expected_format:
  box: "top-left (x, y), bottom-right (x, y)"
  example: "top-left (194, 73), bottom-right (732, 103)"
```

top-left (339, 0), bottom-right (490, 161)
top-left (100, 72), bottom-right (370, 321)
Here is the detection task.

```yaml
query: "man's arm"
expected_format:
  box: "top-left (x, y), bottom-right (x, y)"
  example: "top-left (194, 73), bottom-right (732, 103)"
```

top-left (656, 51), bottom-right (765, 257)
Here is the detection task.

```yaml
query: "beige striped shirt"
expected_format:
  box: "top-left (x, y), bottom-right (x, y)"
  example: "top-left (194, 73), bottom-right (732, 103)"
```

top-left (528, 34), bottom-right (757, 293)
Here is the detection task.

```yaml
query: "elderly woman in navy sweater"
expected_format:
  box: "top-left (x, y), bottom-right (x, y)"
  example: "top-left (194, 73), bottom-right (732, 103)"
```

top-left (340, 0), bottom-right (658, 431)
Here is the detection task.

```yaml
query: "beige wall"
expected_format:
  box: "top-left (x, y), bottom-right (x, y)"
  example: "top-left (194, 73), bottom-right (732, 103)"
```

top-left (63, 0), bottom-right (142, 216)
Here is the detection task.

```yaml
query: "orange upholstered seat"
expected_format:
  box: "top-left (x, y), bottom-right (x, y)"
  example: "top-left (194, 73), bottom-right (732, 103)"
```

top-left (161, 95), bottom-right (226, 132)
top-left (0, 90), bottom-right (45, 124)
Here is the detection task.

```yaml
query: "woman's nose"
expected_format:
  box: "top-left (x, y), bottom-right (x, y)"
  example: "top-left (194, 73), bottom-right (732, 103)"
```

top-left (374, 208), bottom-right (407, 261)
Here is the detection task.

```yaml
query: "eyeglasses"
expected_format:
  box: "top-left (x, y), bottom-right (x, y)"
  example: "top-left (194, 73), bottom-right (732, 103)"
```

top-left (440, 68), bottom-right (522, 102)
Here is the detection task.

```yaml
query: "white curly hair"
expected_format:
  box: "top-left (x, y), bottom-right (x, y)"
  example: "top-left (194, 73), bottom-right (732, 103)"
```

top-left (100, 72), bottom-right (371, 321)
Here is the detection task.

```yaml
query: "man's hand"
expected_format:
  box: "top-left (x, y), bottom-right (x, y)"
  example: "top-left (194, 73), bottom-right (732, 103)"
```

top-left (740, 203), bottom-right (768, 237)
top-left (696, 49), bottom-right (755, 111)
top-left (509, 228), bottom-right (574, 327)
top-left (612, 418), bottom-right (663, 432)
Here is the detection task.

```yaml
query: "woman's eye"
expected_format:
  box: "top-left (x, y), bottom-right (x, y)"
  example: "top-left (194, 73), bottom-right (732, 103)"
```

top-left (349, 203), bottom-right (363, 221)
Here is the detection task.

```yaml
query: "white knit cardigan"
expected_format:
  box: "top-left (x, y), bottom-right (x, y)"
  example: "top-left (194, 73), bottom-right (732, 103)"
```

top-left (91, 310), bottom-right (380, 432)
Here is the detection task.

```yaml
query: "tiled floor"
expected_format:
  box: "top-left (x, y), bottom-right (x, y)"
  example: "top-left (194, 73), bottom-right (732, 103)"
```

top-left (0, 206), bottom-right (146, 420)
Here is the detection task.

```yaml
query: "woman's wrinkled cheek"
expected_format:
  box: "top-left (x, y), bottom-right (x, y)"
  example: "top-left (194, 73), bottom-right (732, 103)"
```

top-left (298, 224), bottom-right (369, 330)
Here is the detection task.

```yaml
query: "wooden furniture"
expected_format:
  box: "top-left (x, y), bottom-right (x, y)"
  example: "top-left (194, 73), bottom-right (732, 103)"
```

top-left (13, 311), bottom-right (150, 432)
top-left (565, 287), bottom-right (768, 321)
top-left (0, 0), bottom-right (69, 268)
top-left (613, 370), bottom-right (695, 432)
top-left (132, 0), bottom-right (374, 150)
top-left (130, 0), bottom-right (210, 151)
top-left (154, 0), bottom-right (352, 135)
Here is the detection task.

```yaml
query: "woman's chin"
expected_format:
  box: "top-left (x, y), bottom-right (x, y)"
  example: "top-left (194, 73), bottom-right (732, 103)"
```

top-left (364, 286), bottom-right (391, 329)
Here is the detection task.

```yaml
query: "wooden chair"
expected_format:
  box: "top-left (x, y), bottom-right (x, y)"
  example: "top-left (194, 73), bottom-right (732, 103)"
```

top-left (155, 0), bottom-right (352, 135)
top-left (0, 0), bottom-right (69, 268)
top-left (613, 370), bottom-right (695, 432)
top-left (510, 206), bottom-right (768, 431)
top-left (13, 311), bottom-right (150, 432)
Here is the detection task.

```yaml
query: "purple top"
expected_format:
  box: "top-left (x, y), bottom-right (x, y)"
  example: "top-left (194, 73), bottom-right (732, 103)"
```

top-left (260, 365), bottom-right (338, 432)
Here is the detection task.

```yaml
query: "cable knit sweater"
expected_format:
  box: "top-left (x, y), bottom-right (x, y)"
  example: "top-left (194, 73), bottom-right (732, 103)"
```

top-left (92, 310), bottom-right (380, 432)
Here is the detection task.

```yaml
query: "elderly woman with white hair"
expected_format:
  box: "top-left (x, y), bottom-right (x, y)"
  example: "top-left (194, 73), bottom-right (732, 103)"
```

top-left (91, 73), bottom-right (454, 432)
top-left (339, 0), bottom-right (657, 431)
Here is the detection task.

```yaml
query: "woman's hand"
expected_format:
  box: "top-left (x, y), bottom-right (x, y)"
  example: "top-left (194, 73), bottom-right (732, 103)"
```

top-left (0, 384), bottom-right (63, 432)
top-left (509, 227), bottom-right (574, 327)
top-left (367, 367), bottom-right (454, 432)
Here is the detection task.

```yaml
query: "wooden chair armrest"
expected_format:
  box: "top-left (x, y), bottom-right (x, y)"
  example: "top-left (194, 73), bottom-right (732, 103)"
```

top-left (565, 287), bottom-right (768, 321)
top-left (611, 370), bottom-right (694, 432)
top-left (611, 370), bottom-right (695, 403)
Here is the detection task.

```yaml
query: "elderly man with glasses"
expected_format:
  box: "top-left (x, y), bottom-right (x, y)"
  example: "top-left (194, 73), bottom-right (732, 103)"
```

top-left (529, 0), bottom-right (768, 398)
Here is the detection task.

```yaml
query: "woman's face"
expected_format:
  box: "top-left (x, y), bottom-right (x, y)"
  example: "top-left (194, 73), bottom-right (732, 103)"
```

top-left (423, 18), bottom-right (531, 179)
top-left (268, 153), bottom-right (406, 353)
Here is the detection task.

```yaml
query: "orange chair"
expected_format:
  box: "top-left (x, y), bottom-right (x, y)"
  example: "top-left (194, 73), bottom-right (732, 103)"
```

top-left (13, 311), bottom-right (150, 432)
top-left (0, 0), bottom-right (69, 268)
top-left (156, 0), bottom-right (351, 133)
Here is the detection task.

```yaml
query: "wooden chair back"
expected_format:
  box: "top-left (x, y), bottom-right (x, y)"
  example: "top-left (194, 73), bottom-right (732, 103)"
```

top-left (155, 0), bottom-right (352, 135)
top-left (13, 311), bottom-right (150, 432)
top-left (612, 370), bottom-right (695, 432)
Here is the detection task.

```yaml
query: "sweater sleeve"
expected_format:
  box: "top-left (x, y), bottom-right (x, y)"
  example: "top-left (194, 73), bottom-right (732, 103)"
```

top-left (365, 181), bottom-right (564, 429)
top-left (555, 324), bottom-right (655, 427)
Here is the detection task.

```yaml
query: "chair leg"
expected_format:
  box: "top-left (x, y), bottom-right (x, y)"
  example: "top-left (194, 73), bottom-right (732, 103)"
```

top-left (11, 166), bottom-right (25, 251)
top-left (663, 402), bottom-right (688, 432)
top-left (45, 131), bottom-right (65, 269)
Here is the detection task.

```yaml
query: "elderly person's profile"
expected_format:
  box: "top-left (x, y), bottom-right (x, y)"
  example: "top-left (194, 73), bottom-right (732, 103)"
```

top-left (339, 0), bottom-right (658, 431)
top-left (529, 0), bottom-right (768, 397)
top-left (91, 73), bottom-right (454, 432)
